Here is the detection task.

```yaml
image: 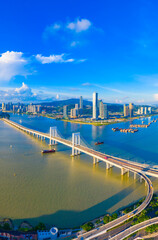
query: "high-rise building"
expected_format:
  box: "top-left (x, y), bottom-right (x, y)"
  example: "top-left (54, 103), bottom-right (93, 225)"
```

top-left (148, 107), bottom-right (152, 114)
top-left (27, 103), bottom-right (37, 113)
top-left (37, 105), bottom-right (42, 113)
top-left (99, 101), bottom-right (108, 119)
top-left (2, 103), bottom-right (5, 111)
top-left (104, 104), bottom-right (108, 119)
top-left (70, 108), bottom-right (78, 118)
top-left (93, 92), bottom-right (98, 119)
top-left (80, 96), bottom-right (83, 109)
top-left (124, 104), bottom-right (129, 117)
top-left (140, 107), bottom-right (144, 115)
top-left (129, 103), bottom-right (134, 117)
top-left (144, 107), bottom-right (147, 115)
top-left (75, 104), bottom-right (79, 109)
top-left (63, 105), bottom-right (68, 118)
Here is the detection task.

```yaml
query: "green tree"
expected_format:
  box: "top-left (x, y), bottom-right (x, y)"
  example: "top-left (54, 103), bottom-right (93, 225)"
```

top-left (111, 213), bottom-right (118, 220)
top-left (3, 223), bottom-right (11, 230)
top-left (34, 222), bottom-right (46, 231)
top-left (103, 215), bottom-right (110, 224)
top-left (82, 222), bottom-right (94, 232)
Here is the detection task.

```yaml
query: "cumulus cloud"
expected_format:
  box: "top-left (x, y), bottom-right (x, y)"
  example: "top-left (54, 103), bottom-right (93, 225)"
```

top-left (43, 18), bottom-right (93, 48)
top-left (0, 51), bottom-right (31, 81)
top-left (35, 53), bottom-right (75, 64)
top-left (0, 82), bottom-right (38, 102)
top-left (67, 18), bottom-right (92, 33)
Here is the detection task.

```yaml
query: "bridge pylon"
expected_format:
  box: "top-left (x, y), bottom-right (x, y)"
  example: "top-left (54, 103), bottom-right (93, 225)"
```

top-left (71, 132), bottom-right (80, 156)
top-left (50, 127), bottom-right (58, 145)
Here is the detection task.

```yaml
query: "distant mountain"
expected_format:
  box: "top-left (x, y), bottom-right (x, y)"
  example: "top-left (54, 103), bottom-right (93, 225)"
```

top-left (40, 98), bottom-right (92, 107)
top-left (40, 98), bottom-right (124, 112)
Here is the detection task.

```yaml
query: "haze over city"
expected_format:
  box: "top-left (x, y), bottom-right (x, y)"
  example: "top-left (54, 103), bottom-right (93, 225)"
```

top-left (1, 0), bottom-right (158, 104)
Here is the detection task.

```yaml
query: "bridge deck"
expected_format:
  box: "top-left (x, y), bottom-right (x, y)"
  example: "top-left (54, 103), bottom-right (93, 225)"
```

top-left (3, 118), bottom-right (158, 178)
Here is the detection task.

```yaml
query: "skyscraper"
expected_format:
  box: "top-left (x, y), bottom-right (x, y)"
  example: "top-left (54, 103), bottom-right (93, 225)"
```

top-left (140, 107), bottom-right (144, 115)
top-left (99, 101), bottom-right (108, 119)
top-left (80, 96), bottom-right (83, 109)
top-left (63, 105), bottom-right (68, 118)
top-left (93, 92), bottom-right (99, 119)
top-left (124, 104), bottom-right (129, 117)
top-left (148, 107), bottom-right (152, 114)
top-left (75, 104), bottom-right (79, 109)
top-left (144, 107), bottom-right (147, 115)
top-left (129, 103), bottom-right (134, 117)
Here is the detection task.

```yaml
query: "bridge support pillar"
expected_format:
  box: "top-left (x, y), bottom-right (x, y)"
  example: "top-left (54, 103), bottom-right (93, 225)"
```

top-left (71, 132), bottom-right (80, 156)
top-left (134, 172), bottom-right (137, 180)
top-left (93, 157), bottom-right (96, 164)
top-left (140, 176), bottom-right (143, 183)
top-left (106, 163), bottom-right (112, 170)
top-left (121, 167), bottom-right (128, 175)
top-left (50, 127), bottom-right (58, 145)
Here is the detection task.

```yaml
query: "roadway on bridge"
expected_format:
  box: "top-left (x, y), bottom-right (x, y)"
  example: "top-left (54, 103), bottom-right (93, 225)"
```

top-left (3, 119), bottom-right (158, 178)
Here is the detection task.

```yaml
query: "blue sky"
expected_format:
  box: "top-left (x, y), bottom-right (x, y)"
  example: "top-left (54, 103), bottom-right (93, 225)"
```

top-left (1, 0), bottom-right (158, 104)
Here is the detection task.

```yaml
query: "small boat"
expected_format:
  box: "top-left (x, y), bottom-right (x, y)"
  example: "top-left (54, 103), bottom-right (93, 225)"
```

top-left (41, 149), bottom-right (55, 153)
top-left (95, 141), bottom-right (104, 146)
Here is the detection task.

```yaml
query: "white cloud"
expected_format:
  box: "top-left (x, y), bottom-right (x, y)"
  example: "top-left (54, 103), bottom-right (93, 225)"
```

top-left (0, 82), bottom-right (38, 102)
top-left (35, 53), bottom-right (75, 64)
top-left (77, 59), bottom-right (87, 63)
top-left (67, 18), bottom-right (92, 33)
top-left (53, 23), bottom-right (61, 30)
top-left (70, 41), bottom-right (80, 47)
top-left (0, 51), bottom-right (31, 81)
top-left (154, 94), bottom-right (158, 101)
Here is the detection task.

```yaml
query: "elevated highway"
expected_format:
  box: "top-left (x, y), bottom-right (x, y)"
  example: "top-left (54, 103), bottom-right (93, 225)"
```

top-left (110, 217), bottom-right (158, 240)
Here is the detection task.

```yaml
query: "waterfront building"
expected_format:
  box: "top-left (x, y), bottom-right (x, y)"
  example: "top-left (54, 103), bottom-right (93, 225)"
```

top-left (93, 92), bottom-right (99, 119)
top-left (140, 107), bottom-right (144, 115)
top-left (63, 105), bottom-right (68, 118)
top-left (144, 107), bottom-right (148, 115)
top-left (148, 107), bottom-right (152, 114)
top-left (70, 108), bottom-right (78, 118)
top-left (137, 108), bottom-right (141, 114)
top-left (104, 104), bottom-right (108, 119)
top-left (2, 102), bottom-right (5, 111)
top-left (28, 103), bottom-right (37, 113)
top-left (124, 104), bottom-right (129, 117)
top-left (99, 100), bottom-right (108, 119)
top-left (129, 103), bottom-right (134, 117)
top-left (37, 105), bottom-right (42, 113)
top-left (80, 96), bottom-right (83, 109)
top-left (38, 227), bottom-right (58, 240)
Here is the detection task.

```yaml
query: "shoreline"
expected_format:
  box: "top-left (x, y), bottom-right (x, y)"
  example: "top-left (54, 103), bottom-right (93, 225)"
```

top-left (27, 112), bottom-right (158, 126)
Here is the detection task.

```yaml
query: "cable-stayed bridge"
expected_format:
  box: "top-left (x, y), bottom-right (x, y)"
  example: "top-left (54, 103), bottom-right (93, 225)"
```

top-left (3, 118), bottom-right (158, 178)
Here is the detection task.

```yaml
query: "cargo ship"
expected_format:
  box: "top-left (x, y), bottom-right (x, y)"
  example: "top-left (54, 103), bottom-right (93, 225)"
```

top-left (95, 141), bottom-right (104, 145)
top-left (41, 149), bottom-right (55, 153)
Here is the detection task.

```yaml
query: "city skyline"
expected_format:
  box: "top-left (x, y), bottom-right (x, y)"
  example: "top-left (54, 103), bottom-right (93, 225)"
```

top-left (1, 0), bottom-right (158, 104)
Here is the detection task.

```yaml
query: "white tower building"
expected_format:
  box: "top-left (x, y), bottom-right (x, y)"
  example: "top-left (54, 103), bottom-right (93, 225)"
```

top-left (93, 92), bottom-right (98, 119)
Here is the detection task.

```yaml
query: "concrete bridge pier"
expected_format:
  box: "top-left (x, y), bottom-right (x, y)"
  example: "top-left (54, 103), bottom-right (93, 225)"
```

top-left (106, 162), bottom-right (113, 170)
top-left (50, 127), bottom-right (58, 145)
top-left (140, 176), bottom-right (143, 183)
top-left (134, 172), bottom-right (137, 180)
top-left (93, 157), bottom-right (96, 164)
top-left (71, 132), bottom-right (80, 156)
top-left (121, 167), bottom-right (129, 175)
